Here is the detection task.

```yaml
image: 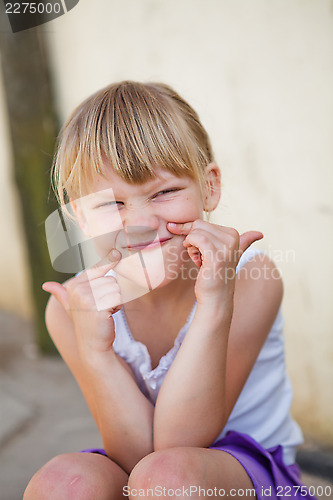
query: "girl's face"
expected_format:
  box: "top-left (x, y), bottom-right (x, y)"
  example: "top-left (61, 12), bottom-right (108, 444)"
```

top-left (72, 164), bottom-right (220, 297)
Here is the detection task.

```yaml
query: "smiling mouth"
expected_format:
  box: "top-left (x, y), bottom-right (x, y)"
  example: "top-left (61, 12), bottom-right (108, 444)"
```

top-left (125, 237), bottom-right (172, 251)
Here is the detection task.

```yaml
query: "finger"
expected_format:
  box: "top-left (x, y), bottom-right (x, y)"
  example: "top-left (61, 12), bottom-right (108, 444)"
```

top-left (183, 232), bottom-right (216, 266)
top-left (89, 279), bottom-right (120, 301)
top-left (239, 231), bottom-right (264, 255)
top-left (42, 281), bottom-right (69, 310)
top-left (167, 222), bottom-right (194, 235)
top-left (168, 220), bottom-right (238, 240)
top-left (183, 228), bottom-right (221, 250)
top-left (84, 248), bottom-right (122, 281)
top-left (94, 291), bottom-right (122, 312)
top-left (187, 245), bottom-right (203, 267)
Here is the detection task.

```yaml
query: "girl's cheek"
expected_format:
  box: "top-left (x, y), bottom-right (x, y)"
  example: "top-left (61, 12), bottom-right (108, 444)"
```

top-left (162, 199), bottom-right (202, 224)
top-left (85, 196), bottom-right (202, 236)
top-left (85, 213), bottom-right (123, 238)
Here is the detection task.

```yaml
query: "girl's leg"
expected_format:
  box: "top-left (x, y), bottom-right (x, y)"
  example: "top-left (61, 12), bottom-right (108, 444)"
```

top-left (23, 452), bottom-right (128, 500)
top-left (128, 447), bottom-right (256, 500)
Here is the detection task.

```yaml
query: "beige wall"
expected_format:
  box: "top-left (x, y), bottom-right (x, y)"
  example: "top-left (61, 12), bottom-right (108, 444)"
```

top-left (1, 0), bottom-right (332, 444)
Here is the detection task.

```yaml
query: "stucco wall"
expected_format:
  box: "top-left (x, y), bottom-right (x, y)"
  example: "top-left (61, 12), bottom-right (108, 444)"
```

top-left (1, 0), bottom-right (332, 444)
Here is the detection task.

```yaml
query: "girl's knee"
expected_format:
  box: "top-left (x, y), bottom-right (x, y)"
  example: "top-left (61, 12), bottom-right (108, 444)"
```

top-left (23, 453), bottom-right (95, 500)
top-left (128, 448), bottom-right (201, 494)
top-left (24, 452), bottom-right (128, 500)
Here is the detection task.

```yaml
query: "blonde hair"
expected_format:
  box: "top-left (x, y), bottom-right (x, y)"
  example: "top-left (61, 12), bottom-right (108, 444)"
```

top-left (52, 81), bottom-right (214, 208)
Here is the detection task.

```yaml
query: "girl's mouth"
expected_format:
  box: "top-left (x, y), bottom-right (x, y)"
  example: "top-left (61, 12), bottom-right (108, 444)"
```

top-left (125, 237), bottom-right (172, 251)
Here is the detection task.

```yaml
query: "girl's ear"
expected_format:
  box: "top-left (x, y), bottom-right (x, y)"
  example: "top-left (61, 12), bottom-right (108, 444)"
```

top-left (203, 163), bottom-right (221, 212)
top-left (69, 198), bottom-right (91, 237)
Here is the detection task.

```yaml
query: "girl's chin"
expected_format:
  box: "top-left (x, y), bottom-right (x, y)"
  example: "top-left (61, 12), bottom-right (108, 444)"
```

top-left (115, 261), bottom-right (194, 292)
top-left (100, 239), bottom-right (191, 295)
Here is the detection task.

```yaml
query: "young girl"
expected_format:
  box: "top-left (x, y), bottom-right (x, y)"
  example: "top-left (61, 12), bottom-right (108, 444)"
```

top-left (24, 81), bottom-right (315, 500)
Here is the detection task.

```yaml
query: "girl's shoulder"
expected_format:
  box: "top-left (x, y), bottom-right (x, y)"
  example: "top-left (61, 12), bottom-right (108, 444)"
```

top-left (235, 245), bottom-right (283, 301)
top-left (236, 246), bottom-right (266, 273)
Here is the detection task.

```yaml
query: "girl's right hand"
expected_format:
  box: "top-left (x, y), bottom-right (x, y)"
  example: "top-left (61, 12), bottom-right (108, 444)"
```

top-left (42, 249), bottom-right (122, 359)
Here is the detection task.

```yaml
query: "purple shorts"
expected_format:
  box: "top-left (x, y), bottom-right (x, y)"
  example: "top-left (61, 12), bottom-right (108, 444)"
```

top-left (81, 430), bottom-right (317, 500)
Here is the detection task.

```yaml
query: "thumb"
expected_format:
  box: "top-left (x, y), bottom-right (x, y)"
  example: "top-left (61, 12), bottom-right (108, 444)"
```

top-left (85, 248), bottom-right (122, 281)
top-left (42, 281), bottom-right (69, 310)
top-left (239, 231), bottom-right (263, 255)
top-left (107, 248), bottom-right (122, 265)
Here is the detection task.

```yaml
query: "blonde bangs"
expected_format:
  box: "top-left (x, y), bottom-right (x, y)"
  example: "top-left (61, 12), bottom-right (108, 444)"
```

top-left (52, 81), bottom-right (214, 207)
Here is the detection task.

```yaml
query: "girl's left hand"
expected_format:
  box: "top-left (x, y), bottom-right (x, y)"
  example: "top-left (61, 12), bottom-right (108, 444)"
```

top-left (167, 220), bottom-right (263, 307)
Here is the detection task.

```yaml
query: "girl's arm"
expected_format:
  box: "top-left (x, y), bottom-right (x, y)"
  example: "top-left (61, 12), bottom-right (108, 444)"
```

top-left (154, 221), bottom-right (281, 450)
top-left (43, 257), bottom-right (154, 474)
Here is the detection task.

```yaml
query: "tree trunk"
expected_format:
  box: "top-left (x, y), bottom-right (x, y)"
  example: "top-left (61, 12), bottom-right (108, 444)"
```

top-left (0, 12), bottom-right (72, 352)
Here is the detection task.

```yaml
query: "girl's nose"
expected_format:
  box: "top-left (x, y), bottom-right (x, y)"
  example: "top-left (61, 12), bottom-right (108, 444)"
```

top-left (122, 204), bottom-right (160, 231)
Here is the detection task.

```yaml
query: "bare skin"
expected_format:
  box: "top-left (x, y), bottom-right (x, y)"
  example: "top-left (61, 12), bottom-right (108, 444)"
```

top-left (23, 452), bottom-right (128, 500)
top-left (24, 165), bottom-right (282, 499)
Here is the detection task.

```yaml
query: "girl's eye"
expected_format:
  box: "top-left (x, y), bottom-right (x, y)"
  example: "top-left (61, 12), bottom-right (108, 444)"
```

top-left (154, 188), bottom-right (180, 198)
top-left (96, 201), bottom-right (123, 209)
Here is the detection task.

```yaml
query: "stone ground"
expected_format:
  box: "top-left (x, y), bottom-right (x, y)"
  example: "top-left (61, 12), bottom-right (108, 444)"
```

top-left (0, 309), bottom-right (332, 500)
